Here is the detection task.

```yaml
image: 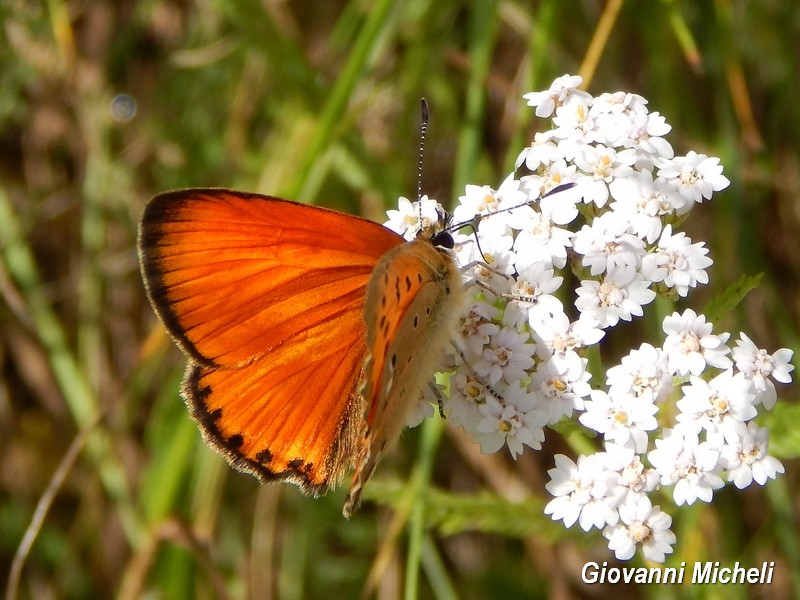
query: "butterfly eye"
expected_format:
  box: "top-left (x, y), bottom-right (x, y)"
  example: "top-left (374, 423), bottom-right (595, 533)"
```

top-left (430, 231), bottom-right (454, 249)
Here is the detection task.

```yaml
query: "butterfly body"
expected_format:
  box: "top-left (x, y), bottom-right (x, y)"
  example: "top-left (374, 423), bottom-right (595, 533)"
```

top-left (139, 189), bottom-right (463, 514)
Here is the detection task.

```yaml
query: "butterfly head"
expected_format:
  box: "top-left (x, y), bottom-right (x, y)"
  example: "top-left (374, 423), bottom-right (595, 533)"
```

top-left (415, 202), bottom-right (455, 249)
top-left (386, 195), bottom-right (455, 249)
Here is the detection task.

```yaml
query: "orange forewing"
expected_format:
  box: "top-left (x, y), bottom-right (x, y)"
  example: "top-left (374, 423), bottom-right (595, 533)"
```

top-left (139, 189), bottom-right (404, 493)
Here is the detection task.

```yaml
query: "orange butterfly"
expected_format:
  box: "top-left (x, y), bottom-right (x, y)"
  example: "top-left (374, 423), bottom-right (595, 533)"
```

top-left (138, 189), bottom-right (464, 516)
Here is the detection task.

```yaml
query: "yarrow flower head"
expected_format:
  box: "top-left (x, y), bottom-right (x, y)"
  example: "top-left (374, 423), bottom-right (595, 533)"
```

top-left (662, 308), bottom-right (732, 375)
top-left (648, 428), bottom-right (725, 505)
top-left (732, 332), bottom-right (795, 409)
top-left (385, 195), bottom-right (443, 241)
top-left (384, 75), bottom-right (793, 563)
top-left (604, 496), bottom-right (677, 562)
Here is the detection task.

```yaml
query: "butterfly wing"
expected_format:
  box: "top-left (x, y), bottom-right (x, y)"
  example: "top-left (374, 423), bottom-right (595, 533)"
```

top-left (139, 189), bottom-right (404, 493)
top-left (343, 239), bottom-right (464, 516)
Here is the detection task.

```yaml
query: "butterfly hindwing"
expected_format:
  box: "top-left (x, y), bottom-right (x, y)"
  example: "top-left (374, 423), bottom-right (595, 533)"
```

top-left (343, 238), bottom-right (464, 516)
top-left (139, 189), bottom-right (404, 493)
top-left (185, 344), bottom-right (365, 491)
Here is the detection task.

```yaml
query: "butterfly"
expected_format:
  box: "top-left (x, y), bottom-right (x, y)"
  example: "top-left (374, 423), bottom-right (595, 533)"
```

top-left (138, 189), bottom-right (464, 517)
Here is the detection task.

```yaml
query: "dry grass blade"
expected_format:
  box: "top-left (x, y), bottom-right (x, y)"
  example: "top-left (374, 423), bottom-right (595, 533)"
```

top-left (5, 417), bottom-right (99, 600)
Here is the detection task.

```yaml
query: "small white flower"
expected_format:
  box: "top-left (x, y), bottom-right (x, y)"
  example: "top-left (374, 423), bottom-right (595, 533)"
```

top-left (640, 225), bottom-right (712, 297)
top-left (719, 422), bottom-right (785, 488)
top-left (384, 196), bottom-right (419, 237)
top-left (513, 209), bottom-right (574, 270)
top-left (521, 159), bottom-right (580, 207)
top-left (590, 91), bottom-right (649, 117)
top-left (571, 212), bottom-right (646, 279)
top-left (603, 496), bottom-right (676, 563)
top-left (458, 303), bottom-right (500, 354)
top-left (574, 271), bottom-right (655, 328)
top-left (538, 173), bottom-right (584, 225)
top-left (606, 343), bottom-right (672, 404)
top-left (661, 309), bottom-right (732, 376)
top-left (676, 370), bottom-right (756, 442)
top-left (608, 171), bottom-right (682, 243)
top-left (544, 454), bottom-right (590, 528)
top-left (508, 262), bottom-right (565, 330)
top-left (472, 326), bottom-right (535, 386)
top-left (531, 311), bottom-right (604, 369)
top-left (474, 384), bottom-right (548, 458)
top-left (457, 230), bottom-right (518, 292)
top-left (603, 443), bottom-right (660, 499)
top-left (453, 175), bottom-right (528, 238)
top-left (405, 395), bottom-right (436, 427)
top-left (544, 453), bottom-right (621, 531)
top-left (446, 371), bottom-right (490, 431)
top-left (625, 110), bottom-right (674, 160)
top-left (657, 151), bottom-right (730, 207)
top-left (552, 95), bottom-right (598, 146)
top-left (530, 354), bottom-right (592, 424)
top-left (524, 74), bottom-right (589, 118)
top-left (733, 333), bottom-right (795, 409)
top-left (648, 428), bottom-right (725, 505)
top-left (579, 390), bottom-right (658, 453)
top-left (516, 132), bottom-right (561, 170)
top-left (384, 195), bottom-right (443, 240)
top-left (511, 261), bottom-right (563, 306)
top-left (573, 144), bottom-right (637, 207)
top-left (453, 184), bottom-right (502, 224)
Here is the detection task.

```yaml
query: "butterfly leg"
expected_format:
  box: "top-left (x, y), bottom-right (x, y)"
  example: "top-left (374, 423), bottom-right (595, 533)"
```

top-left (458, 259), bottom-right (515, 288)
top-left (426, 382), bottom-right (446, 419)
top-left (448, 339), bottom-right (506, 403)
top-left (460, 261), bottom-right (552, 313)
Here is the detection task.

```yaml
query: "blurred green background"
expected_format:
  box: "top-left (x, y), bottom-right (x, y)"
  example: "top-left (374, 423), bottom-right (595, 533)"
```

top-left (1, 1), bottom-right (799, 599)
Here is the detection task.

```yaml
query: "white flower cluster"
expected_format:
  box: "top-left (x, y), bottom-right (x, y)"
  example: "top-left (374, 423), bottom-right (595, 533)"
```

top-left (384, 74), bottom-right (794, 563)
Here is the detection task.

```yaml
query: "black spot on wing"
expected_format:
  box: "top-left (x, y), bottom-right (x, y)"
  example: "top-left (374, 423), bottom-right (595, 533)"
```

top-left (194, 379), bottom-right (212, 404)
top-left (379, 312), bottom-right (391, 338)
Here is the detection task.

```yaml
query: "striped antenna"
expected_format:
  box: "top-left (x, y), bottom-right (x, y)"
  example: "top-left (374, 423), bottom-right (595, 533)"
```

top-left (417, 98), bottom-right (430, 223)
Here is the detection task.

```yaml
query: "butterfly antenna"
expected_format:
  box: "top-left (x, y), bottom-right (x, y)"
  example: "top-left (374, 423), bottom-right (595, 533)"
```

top-left (416, 98), bottom-right (430, 224)
top-left (448, 182), bottom-right (578, 233)
top-left (445, 182), bottom-right (577, 262)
